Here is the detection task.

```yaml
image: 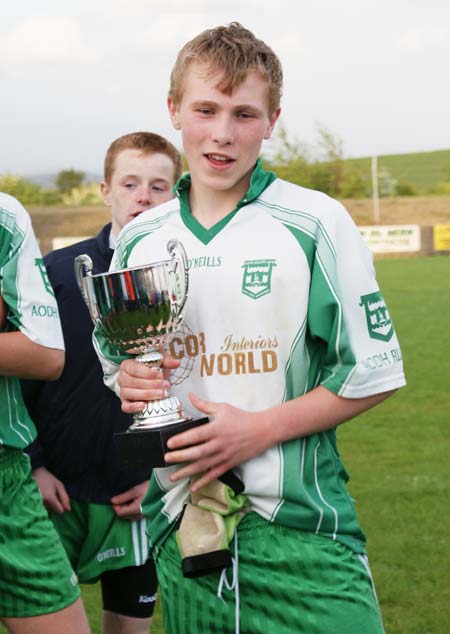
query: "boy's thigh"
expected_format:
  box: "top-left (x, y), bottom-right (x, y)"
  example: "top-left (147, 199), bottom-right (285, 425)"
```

top-left (52, 499), bottom-right (150, 584)
top-left (156, 512), bottom-right (384, 634)
top-left (2, 597), bottom-right (90, 634)
top-left (0, 451), bottom-right (80, 618)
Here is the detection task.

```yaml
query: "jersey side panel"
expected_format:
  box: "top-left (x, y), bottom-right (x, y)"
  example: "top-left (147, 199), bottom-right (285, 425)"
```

top-left (0, 195), bottom-right (63, 449)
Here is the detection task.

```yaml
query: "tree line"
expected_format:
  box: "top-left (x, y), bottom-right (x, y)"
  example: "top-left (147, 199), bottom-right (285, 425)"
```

top-left (0, 169), bottom-right (102, 206)
top-left (0, 124), bottom-right (438, 206)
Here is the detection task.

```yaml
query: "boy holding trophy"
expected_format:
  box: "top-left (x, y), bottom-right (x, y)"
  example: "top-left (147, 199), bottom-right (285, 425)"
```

top-left (95, 24), bottom-right (406, 634)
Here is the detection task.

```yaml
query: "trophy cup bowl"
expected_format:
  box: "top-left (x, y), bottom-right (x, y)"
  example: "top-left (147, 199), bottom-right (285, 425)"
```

top-left (74, 239), bottom-right (208, 468)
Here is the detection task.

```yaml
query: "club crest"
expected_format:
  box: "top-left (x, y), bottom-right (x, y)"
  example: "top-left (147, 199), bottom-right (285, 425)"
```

top-left (241, 259), bottom-right (276, 299)
top-left (359, 291), bottom-right (393, 342)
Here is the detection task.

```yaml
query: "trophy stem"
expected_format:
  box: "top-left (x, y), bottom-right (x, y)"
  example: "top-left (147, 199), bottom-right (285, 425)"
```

top-left (136, 350), bottom-right (163, 370)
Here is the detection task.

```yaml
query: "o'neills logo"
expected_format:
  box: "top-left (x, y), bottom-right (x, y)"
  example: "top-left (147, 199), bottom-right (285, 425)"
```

top-left (97, 547), bottom-right (126, 563)
top-left (359, 291), bottom-right (393, 342)
top-left (241, 259), bottom-right (276, 299)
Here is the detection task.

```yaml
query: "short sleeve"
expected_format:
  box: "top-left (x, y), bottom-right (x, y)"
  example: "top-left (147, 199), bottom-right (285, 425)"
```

top-left (307, 202), bottom-right (405, 398)
top-left (0, 195), bottom-right (64, 350)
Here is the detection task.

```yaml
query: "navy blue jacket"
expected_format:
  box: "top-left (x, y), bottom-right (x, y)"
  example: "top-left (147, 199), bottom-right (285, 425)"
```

top-left (23, 224), bottom-right (151, 503)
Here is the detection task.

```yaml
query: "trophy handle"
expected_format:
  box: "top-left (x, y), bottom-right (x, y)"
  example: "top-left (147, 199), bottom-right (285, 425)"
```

top-left (74, 254), bottom-right (98, 321)
top-left (167, 239), bottom-right (189, 315)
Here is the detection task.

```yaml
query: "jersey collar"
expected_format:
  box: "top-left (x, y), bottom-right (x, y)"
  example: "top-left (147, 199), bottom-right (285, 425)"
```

top-left (174, 158), bottom-right (276, 245)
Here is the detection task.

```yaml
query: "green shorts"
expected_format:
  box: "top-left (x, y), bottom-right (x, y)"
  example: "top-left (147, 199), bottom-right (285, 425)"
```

top-left (0, 449), bottom-right (80, 618)
top-left (51, 497), bottom-right (150, 584)
top-left (156, 511), bottom-right (384, 634)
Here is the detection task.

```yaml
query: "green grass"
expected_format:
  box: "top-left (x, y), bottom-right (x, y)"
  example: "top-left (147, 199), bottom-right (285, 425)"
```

top-left (347, 148), bottom-right (450, 193)
top-left (1, 256), bottom-right (449, 634)
top-left (338, 255), bottom-right (450, 634)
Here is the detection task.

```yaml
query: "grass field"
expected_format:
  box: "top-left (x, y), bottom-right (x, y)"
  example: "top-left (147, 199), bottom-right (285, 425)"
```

top-left (1, 255), bottom-right (449, 634)
top-left (338, 256), bottom-right (450, 634)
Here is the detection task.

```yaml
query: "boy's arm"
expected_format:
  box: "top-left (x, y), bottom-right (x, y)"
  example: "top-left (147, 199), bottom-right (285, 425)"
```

top-left (0, 331), bottom-right (64, 380)
top-left (165, 386), bottom-right (395, 490)
top-left (1, 283), bottom-right (63, 380)
top-left (118, 359), bottom-right (395, 490)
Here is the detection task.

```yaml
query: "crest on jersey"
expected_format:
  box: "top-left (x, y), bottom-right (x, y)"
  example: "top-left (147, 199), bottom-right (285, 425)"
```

top-left (35, 258), bottom-right (55, 297)
top-left (359, 291), bottom-right (393, 342)
top-left (241, 259), bottom-right (277, 299)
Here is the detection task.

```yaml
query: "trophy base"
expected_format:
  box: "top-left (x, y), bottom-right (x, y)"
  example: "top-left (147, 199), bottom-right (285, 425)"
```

top-left (114, 417), bottom-right (209, 469)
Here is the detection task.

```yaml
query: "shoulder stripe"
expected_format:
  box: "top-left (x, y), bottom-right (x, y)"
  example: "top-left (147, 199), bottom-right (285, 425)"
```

top-left (116, 207), bottom-right (180, 267)
top-left (255, 198), bottom-right (337, 259)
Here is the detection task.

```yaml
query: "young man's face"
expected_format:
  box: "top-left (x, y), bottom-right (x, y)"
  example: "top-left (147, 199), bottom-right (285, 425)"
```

top-left (168, 63), bottom-right (280, 206)
top-left (101, 148), bottom-right (176, 237)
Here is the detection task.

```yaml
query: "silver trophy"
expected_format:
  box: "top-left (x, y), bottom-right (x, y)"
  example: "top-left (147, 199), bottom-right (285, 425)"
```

top-left (74, 239), bottom-right (207, 468)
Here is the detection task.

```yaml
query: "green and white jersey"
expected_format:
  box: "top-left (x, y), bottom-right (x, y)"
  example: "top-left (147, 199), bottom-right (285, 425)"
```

top-left (95, 162), bottom-right (405, 555)
top-left (0, 193), bottom-right (64, 449)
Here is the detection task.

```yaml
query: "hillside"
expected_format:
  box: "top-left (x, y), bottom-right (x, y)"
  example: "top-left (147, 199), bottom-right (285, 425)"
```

top-left (11, 148), bottom-right (450, 199)
top-left (346, 148), bottom-right (450, 193)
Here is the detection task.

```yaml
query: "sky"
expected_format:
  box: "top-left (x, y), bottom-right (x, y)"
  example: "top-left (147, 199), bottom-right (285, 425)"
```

top-left (1, 0), bottom-right (449, 175)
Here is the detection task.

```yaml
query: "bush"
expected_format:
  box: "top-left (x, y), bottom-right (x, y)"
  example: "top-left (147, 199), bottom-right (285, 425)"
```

top-left (61, 183), bottom-right (103, 206)
top-left (0, 173), bottom-right (41, 204)
top-left (265, 121), bottom-right (369, 199)
top-left (0, 173), bottom-right (63, 206)
top-left (55, 169), bottom-right (85, 193)
top-left (395, 182), bottom-right (417, 196)
top-left (430, 181), bottom-right (450, 195)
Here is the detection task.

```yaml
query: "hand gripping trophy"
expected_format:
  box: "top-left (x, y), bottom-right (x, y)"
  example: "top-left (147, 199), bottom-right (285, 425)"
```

top-left (74, 239), bottom-right (207, 468)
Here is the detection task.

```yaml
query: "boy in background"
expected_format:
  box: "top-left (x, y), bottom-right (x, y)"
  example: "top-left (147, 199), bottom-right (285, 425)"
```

top-left (23, 132), bottom-right (181, 634)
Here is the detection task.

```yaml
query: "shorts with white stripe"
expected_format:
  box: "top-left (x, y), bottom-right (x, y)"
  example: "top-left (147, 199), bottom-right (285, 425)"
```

top-left (51, 497), bottom-right (151, 584)
top-left (156, 511), bottom-right (384, 634)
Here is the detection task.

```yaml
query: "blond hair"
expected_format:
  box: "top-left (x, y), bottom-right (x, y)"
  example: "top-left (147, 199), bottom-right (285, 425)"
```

top-left (169, 22), bottom-right (283, 114)
top-left (104, 132), bottom-right (182, 185)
